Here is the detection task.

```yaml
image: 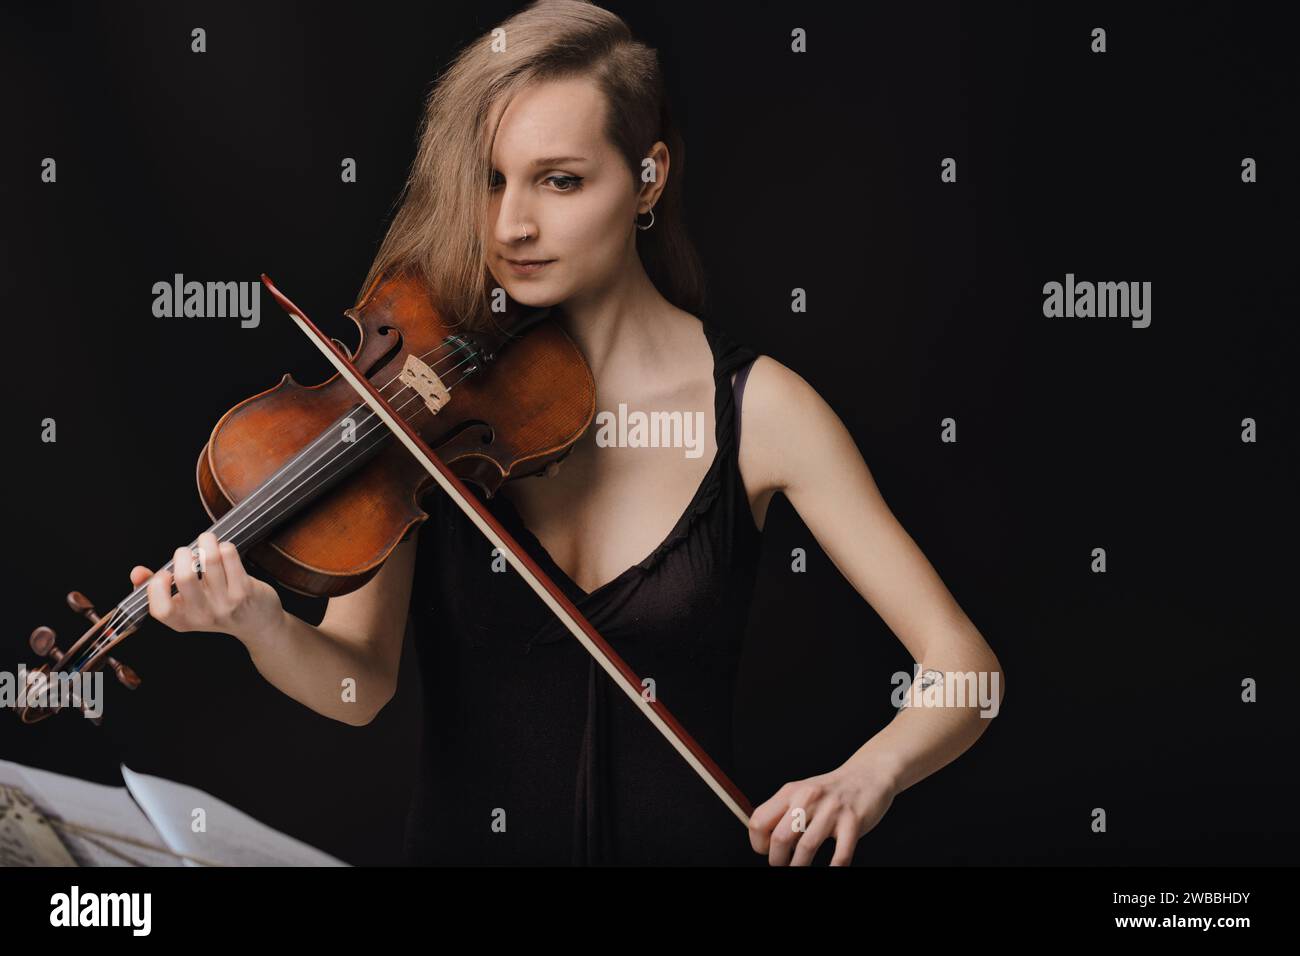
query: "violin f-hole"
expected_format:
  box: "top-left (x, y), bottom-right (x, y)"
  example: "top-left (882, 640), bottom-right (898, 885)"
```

top-left (360, 324), bottom-right (403, 378)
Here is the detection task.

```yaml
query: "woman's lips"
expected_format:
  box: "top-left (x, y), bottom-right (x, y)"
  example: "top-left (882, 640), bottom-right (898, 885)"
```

top-left (504, 258), bottom-right (555, 276)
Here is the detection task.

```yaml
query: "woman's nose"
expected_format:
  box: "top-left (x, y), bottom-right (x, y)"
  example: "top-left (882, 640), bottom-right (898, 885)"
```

top-left (496, 215), bottom-right (535, 246)
top-left (493, 190), bottom-right (536, 245)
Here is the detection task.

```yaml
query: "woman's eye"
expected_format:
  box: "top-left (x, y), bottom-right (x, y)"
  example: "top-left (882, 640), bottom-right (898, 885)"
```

top-left (546, 175), bottom-right (583, 192)
top-left (487, 172), bottom-right (582, 192)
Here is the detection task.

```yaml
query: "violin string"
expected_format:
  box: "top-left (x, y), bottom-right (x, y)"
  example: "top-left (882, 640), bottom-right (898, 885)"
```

top-left (79, 334), bottom-right (492, 668)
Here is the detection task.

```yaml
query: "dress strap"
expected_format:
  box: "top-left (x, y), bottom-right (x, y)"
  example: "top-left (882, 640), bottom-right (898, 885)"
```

top-left (701, 319), bottom-right (760, 452)
top-left (732, 357), bottom-right (757, 450)
top-left (704, 319), bottom-right (761, 380)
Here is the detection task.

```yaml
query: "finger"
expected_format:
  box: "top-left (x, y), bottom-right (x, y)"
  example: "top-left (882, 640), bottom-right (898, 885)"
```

top-left (829, 814), bottom-right (861, 866)
top-left (748, 789), bottom-right (792, 855)
top-left (172, 545), bottom-right (211, 615)
top-left (767, 803), bottom-right (812, 867)
top-left (217, 540), bottom-right (251, 603)
top-left (147, 565), bottom-right (178, 625)
top-left (129, 565), bottom-right (154, 587)
top-left (790, 802), bottom-right (839, 867)
top-left (194, 532), bottom-right (229, 601)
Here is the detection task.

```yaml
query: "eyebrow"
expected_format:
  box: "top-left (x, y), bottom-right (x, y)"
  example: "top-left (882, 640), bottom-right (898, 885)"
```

top-left (529, 155), bottom-right (588, 167)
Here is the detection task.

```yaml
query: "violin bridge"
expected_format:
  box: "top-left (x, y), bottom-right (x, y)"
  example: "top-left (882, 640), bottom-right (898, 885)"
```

top-left (399, 353), bottom-right (451, 415)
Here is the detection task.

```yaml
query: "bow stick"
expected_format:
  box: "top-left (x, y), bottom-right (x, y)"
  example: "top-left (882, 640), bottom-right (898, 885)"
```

top-left (260, 274), bottom-right (754, 827)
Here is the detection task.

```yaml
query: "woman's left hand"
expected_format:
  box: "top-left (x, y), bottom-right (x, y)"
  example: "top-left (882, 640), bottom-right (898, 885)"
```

top-left (748, 763), bottom-right (897, 866)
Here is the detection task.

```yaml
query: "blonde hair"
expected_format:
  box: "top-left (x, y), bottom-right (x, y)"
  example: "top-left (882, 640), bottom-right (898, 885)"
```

top-left (355, 0), bottom-right (706, 332)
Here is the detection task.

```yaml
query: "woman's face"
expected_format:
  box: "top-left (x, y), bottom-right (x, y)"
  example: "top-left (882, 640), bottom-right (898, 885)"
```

top-left (485, 76), bottom-right (658, 308)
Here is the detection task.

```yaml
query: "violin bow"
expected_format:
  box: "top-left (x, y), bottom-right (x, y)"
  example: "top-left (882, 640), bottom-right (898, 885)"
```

top-left (260, 274), bottom-right (755, 828)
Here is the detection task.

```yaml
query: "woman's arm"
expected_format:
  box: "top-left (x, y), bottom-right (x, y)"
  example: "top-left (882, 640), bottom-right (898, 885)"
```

top-left (736, 356), bottom-right (1006, 865)
top-left (132, 531), bottom-right (419, 727)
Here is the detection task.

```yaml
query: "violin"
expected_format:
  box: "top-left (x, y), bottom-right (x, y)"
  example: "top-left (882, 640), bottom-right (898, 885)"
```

top-left (16, 268), bottom-right (755, 826)
top-left (18, 268), bottom-right (594, 723)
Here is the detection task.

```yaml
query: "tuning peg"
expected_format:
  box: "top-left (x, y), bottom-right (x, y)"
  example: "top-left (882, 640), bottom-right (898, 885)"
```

top-left (30, 619), bottom-right (142, 694)
top-left (29, 625), bottom-right (65, 664)
top-left (67, 591), bottom-right (100, 623)
top-left (108, 659), bottom-right (141, 690)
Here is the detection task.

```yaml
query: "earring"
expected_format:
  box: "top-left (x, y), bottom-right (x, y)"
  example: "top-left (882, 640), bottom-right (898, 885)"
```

top-left (635, 207), bottom-right (656, 231)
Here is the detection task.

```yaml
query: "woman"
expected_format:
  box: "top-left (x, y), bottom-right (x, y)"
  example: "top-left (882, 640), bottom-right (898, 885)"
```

top-left (129, 0), bottom-right (1004, 866)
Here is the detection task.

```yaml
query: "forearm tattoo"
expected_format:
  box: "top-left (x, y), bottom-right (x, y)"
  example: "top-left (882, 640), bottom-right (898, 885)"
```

top-left (899, 668), bottom-right (943, 710)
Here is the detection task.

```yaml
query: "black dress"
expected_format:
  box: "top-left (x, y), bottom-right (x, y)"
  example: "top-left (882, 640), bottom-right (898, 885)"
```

top-left (404, 320), bottom-right (762, 865)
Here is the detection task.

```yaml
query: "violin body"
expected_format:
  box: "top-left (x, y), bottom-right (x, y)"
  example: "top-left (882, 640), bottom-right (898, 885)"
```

top-left (196, 271), bottom-right (595, 597)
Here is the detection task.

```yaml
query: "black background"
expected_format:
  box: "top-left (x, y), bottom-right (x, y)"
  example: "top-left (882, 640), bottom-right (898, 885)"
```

top-left (1, 1), bottom-right (1295, 866)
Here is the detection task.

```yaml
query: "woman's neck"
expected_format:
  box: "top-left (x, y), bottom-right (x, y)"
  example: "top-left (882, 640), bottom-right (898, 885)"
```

top-left (554, 256), bottom-right (684, 384)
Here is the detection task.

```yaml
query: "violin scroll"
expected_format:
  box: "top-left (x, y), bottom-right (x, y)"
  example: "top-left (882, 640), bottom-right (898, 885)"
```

top-left (19, 591), bottom-right (142, 725)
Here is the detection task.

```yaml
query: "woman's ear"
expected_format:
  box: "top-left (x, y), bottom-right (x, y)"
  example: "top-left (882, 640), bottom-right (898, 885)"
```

top-left (637, 140), bottom-right (670, 208)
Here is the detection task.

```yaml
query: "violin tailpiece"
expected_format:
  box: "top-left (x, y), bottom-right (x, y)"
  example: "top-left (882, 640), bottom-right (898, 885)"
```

top-left (399, 353), bottom-right (451, 414)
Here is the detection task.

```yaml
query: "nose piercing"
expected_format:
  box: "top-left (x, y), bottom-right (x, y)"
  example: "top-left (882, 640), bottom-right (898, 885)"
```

top-left (519, 226), bottom-right (530, 241)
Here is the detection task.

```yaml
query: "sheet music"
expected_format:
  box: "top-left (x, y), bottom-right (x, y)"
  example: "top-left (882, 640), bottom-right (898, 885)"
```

top-left (0, 760), bottom-right (180, 867)
top-left (0, 784), bottom-right (78, 866)
top-left (121, 765), bottom-right (348, 866)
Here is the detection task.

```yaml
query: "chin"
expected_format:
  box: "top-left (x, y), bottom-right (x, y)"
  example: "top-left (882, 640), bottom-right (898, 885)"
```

top-left (506, 285), bottom-right (563, 310)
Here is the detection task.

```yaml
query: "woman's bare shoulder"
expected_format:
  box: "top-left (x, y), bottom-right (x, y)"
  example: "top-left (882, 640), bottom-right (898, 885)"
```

top-left (731, 355), bottom-right (842, 498)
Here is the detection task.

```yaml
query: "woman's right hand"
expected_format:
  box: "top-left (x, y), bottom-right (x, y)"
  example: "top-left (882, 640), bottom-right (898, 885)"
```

top-left (129, 530), bottom-right (284, 645)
